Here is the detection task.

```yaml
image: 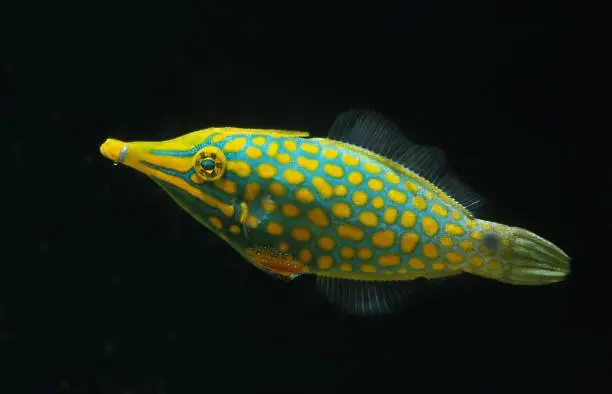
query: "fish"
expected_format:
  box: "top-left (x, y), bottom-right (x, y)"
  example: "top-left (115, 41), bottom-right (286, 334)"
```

top-left (99, 109), bottom-right (570, 316)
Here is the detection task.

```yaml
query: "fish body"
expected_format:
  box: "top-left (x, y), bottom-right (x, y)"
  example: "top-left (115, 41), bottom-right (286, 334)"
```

top-left (100, 110), bottom-right (570, 315)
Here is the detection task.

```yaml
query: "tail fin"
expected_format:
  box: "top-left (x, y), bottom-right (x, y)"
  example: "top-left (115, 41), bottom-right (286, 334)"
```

top-left (494, 226), bottom-right (570, 285)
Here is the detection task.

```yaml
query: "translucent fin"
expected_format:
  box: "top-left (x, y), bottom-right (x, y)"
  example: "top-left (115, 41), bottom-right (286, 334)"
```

top-left (315, 277), bottom-right (418, 316)
top-left (327, 109), bottom-right (485, 214)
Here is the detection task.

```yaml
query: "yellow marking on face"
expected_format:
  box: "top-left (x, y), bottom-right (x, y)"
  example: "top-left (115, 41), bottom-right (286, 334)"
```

top-left (408, 257), bottom-right (425, 269)
top-left (421, 216), bottom-right (439, 236)
top-left (317, 255), bottom-right (333, 269)
top-left (257, 163), bottom-right (277, 179)
top-left (425, 192), bottom-right (434, 200)
top-left (488, 259), bottom-right (502, 270)
top-left (308, 208), bottom-right (330, 228)
top-left (360, 264), bottom-right (376, 273)
top-left (211, 133), bottom-right (228, 143)
top-left (334, 185), bottom-right (348, 197)
top-left (312, 176), bottom-right (333, 198)
top-left (253, 137), bottom-right (266, 146)
top-left (229, 225), bottom-right (241, 234)
top-left (348, 171), bottom-right (364, 185)
top-left (267, 222), bottom-right (283, 236)
top-left (275, 153), bottom-right (292, 164)
top-left (431, 204), bottom-right (448, 217)
top-left (482, 223), bottom-right (491, 231)
top-left (292, 227), bottom-right (311, 241)
top-left (279, 241), bottom-right (289, 252)
top-left (209, 216), bottom-right (222, 229)
top-left (451, 211), bottom-right (462, 220)
top-left (400, 232), bottom-right (419, 253)
top-left (283, 169), bottom-right (305, 185)
top-left (465, 219), bottom-right (477, 228)
top-left (297, 156), bottom-right (319, 172)
top-left (253, 136), bottom-right (266, 146)
top-left (364, 162), bottom-right (381, 174)
top-left (405, 182), bottom-right (419, 193)
top-left (284, 140), bottom-right (297, 151)
top-left (371, 196), bottom-right (385, 209)
top-left (385, 172), bottom-right (400, 184)
top-left (459, 240), bottom-right (474, 251)
top-left (423, 243), bottom-right (439, 259)
top-left (397, 267), bottom-right (407, 274)
top-left (299, 249), bottom-right (312, 263)
top-left (269, 182), bottom-right (286, 197)
top-left (440, 236), bottom-right (453, 247)
top-left (129, 165), bottom-right (235, 217)
top-left (244, 183), bottom-right (260, 202)
top-left (246, 146), bottom-right (263, 159)
top-left (223, 137), bottom-right (247, 152)
top-left (142, 155), bottom-right (193, 173)
top-left (301, 143), bottom-right (319, 154)
top-left (367, 178), bottom-right (384, 191)
top-left (246, 215), bottom-right (259, 228)
top-left (432, 262), bottom-right (445, 271)
top-left (384, 207), bottom-right (398, 223)
top-left (339, 263), bottom-right (353, 272)
top-left (214, 178), bottom-right (237, 194)
top-left (470, 255), bottom-right (484, 267)
top-left (412, 195), bottom-right (427, 210)
top-left (261, 197), bottom-right (277, 213)
top-left (388, 189), bottom-right (407, 204)
top-left (267, 141), bottom-right (279, 156)
top-left (352, 191), bottom-right (368, 206)
top-left (470, 231), bottom-right (484, 240)
top-left (445, 252), bottom-right (464, 264)
top-left (372, 230), bottom-right (395, 249)
top-left (400, 211), bottom-right (416, 228)
top-left (358, 211), bottom-right (379, 227)
top-left (227, 161), bottom-right (252, 178)
top-left (338, 224), bottom-right (365, 241)
top-left (340, 246), bottom-right (355, 259)
top-left (358, 248), bottom-right (373, 259)
top-left (324, 163), bottom-right (344, 178)
top-left (295, 188), bottom-right (314, 204)
top-left (317, 236), bottom-right (335, 251)
top-left (190, 173), bottom-right (204, 184)
top-left (342, 154), bottom-right (360, 166)
top-left (331, 202), bottom-right (352, 219)
top-left (281, 203), bottom-right (300, 218)
top-left (445, 223), bottom-right (464, 235)
top-left (322, 148), bottom-right (338, 159)
top-left (379, 254), bottom-right (400, 266)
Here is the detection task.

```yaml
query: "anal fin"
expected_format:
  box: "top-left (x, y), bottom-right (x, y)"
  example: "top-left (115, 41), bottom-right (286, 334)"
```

top-left (315, 277), bottom-right (420, 316)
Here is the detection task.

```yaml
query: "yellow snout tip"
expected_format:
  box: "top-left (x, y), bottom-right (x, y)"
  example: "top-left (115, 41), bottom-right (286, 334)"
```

top-left (100, 138), bottom-right (127, 163)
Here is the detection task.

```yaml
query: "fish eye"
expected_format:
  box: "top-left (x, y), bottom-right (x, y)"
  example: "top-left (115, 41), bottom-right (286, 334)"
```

top-left (193, 146), bottom-right (226, 181)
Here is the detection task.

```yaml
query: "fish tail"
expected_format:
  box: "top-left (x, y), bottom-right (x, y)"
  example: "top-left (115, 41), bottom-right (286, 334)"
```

top-left (473, 221), bottom-right (571, 285)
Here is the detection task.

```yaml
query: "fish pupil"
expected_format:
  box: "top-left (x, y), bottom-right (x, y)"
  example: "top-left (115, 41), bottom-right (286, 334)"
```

top-left (200, 158), bottom-right (216, 171)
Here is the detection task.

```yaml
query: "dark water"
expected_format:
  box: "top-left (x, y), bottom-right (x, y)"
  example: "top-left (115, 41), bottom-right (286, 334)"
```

top-left (3, 3), bottom-right (604, 394)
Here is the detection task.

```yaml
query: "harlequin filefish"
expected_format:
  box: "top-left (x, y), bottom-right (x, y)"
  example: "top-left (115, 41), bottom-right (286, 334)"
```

top-left (100, 109), bottom-right (570, 315)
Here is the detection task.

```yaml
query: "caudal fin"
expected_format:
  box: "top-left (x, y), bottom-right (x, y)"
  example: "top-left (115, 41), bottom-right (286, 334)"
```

top-left (495, 226), bottom-right (570, 285)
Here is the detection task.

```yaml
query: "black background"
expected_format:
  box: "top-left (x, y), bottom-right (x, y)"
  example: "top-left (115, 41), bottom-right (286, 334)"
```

top-left (3, 3), bottom-right (606, 394)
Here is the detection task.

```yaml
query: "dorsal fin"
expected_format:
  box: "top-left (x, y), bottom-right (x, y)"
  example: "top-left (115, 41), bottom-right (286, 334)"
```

top-left (327, 109), bottom-right (485, 215)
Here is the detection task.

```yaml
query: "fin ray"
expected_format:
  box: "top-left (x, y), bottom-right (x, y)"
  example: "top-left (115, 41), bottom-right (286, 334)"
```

top-left (326, 109), bottom-right (485, 215)
top-left (315, 277), bottom-right (416, 316)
